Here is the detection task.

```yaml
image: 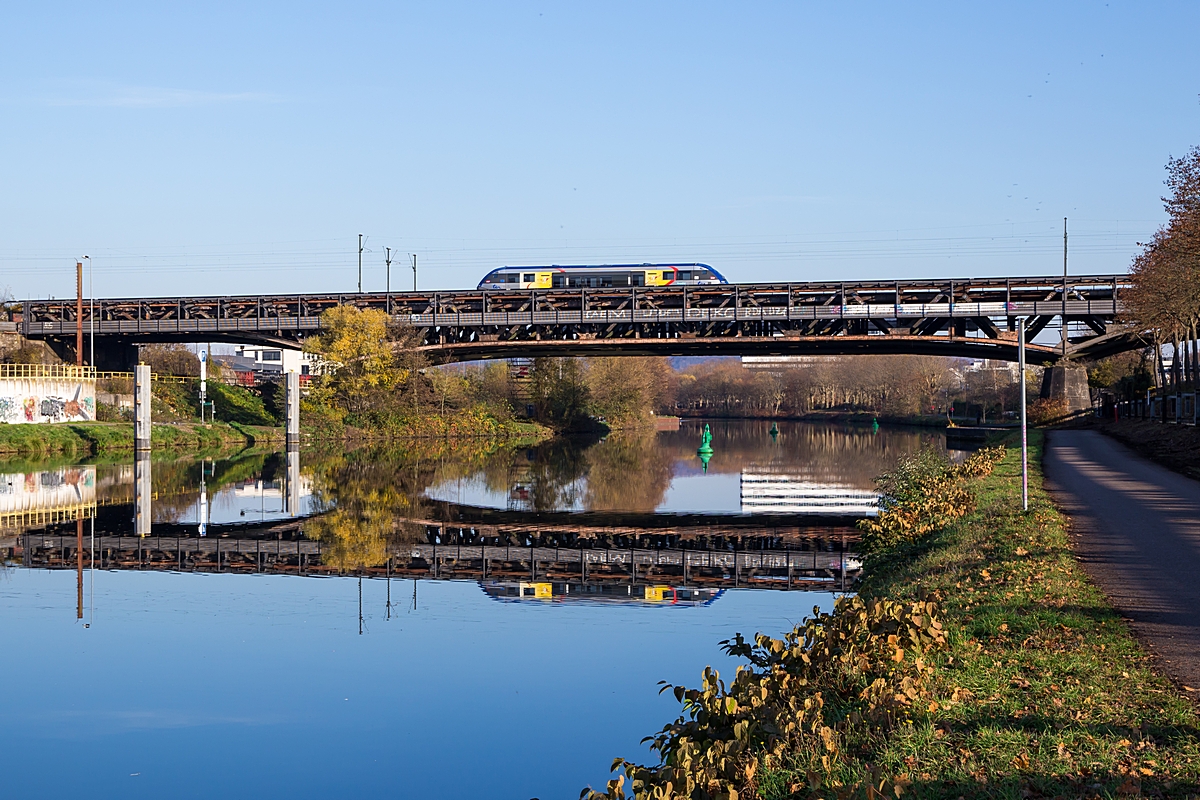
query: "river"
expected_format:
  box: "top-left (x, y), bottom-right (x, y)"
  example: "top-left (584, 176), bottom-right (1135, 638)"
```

top-left (0, 419), bottom-right (948, 799)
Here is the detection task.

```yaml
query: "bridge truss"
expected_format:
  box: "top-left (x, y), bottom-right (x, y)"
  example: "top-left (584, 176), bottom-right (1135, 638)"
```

top-left (14, 273), bottom-right (1136, 366)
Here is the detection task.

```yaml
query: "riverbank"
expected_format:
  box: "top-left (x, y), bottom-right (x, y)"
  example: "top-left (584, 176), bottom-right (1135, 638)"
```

top-left (587, 431), bottom-right (1200, 799)
top-left (0, 421), bottom-right (284, 457)
top-left (676, 409), bottom-right (1012, 430)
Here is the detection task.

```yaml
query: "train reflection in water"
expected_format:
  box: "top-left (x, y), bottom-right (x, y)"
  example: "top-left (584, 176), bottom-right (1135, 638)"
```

top-left (481, 581), bottom-right (724, 606)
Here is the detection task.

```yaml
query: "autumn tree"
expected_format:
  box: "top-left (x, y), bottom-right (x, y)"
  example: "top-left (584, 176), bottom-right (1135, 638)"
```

top-left (585, 356), bottom-right (675, 427)
top-left (304, 306), bottom-right (406, 413)
top-left (1126, 147), bottom-right (1200, 389)
top-left (140, 343), bottom-right (200, 376)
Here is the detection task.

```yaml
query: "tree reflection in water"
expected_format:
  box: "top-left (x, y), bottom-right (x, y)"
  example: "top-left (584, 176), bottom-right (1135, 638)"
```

top-left (292, 421), bottom-right (947, 565)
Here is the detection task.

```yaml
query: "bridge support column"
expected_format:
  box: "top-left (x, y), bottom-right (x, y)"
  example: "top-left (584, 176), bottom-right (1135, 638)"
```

top-left (134, 364), bottom-right (152, 451)
top-left (285, 371), bottom-right (300, 450)
top-left (1040, 363), bottom-right (1091, 413)
top-left (134, 451), bottom-right (152, 537)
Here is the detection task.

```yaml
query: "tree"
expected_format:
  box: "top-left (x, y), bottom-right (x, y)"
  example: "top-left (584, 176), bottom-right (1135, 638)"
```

top-left (585, 356), bottom-right (674, 427)
top-left (529, 357), bottom-right (591, 429)
top-left (140, 344), bottom-right (200, 376)
top-left (304, 306), bottom-right (401, 413)
top-left (1126, 147), bottom-right (1200, 390)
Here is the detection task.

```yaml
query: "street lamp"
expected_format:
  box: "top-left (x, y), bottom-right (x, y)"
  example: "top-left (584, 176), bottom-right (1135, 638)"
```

top-left (1018, 316), bottom-right (1028, 512)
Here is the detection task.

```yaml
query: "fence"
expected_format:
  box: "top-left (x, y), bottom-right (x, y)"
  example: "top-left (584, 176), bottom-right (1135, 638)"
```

top-left (1112, 390), bottom-right (1199, 426)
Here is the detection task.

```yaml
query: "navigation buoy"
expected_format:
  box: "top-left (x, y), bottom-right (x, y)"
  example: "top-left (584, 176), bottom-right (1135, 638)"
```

top-left (769, 421), bottom-right (779, 439)
top-left (697, 423), bottom-right (714, 473)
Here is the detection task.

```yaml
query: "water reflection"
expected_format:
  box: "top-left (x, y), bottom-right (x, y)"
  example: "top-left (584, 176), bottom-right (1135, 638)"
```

top-left (0, 420), bottom-right (936, 799)
top-left (426, 420), bottom-right (944, 514)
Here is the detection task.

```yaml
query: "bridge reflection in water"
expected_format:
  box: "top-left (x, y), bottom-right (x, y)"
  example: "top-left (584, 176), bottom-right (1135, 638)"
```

top-left (10, 512), bottom-right (861, 596)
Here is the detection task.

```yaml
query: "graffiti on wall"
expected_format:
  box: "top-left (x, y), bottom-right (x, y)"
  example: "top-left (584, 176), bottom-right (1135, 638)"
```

top-left (0, 383), bottom-right (95, 424)
top-left (0, 466), bottom-right (96, 527)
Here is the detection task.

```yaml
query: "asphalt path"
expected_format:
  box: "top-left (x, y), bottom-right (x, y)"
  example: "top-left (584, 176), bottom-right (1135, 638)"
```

top-left (1044, 429), bottom-right (1200, 690)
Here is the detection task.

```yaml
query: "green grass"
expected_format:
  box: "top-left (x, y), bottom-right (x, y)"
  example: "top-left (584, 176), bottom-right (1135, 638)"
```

top-left (0, 421), bottom-right (281, 457)
top-left (758, 430), bottom-right (1200, 798)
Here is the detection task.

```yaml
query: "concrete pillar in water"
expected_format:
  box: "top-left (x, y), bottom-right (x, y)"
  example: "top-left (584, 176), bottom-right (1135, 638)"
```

top-left (1039, 363), bottom-right (1091, 414)
top-left (285, 371), bottom-right (300, 449)
top-left (134, 452), bottom-right (152, 537)
top-left (286, 449), bottom-right (300, 517)
top-left (134, 364), bottom-right (151, 451)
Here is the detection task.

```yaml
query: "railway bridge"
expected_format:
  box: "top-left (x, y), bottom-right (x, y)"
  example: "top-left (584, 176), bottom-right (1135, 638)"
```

top-left (9, 273), bottom-right (1137, 369)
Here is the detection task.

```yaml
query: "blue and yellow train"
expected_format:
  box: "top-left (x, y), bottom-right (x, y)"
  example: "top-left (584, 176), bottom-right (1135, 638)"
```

top-left (477, 263), bottom-right (728, 290)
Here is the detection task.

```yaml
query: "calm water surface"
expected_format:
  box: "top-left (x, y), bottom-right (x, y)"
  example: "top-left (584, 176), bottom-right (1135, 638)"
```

top-left (0, 420), bottom-right (945, 799)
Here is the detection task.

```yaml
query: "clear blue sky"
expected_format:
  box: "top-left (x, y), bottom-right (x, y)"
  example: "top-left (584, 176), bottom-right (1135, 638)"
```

top-left (2, 1), bottom-right (1198, 300)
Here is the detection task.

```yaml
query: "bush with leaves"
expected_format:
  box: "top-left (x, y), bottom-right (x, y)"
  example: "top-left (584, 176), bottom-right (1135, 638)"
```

top-left (583, 596), bottom-right (948, 800)
top-left (856, 446), bottom-right (1004, 552)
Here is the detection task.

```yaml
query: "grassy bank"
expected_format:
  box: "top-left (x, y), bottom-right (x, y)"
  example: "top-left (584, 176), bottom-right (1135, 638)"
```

top-left (587, 431), bottom-right (1200, 799)
top-left (0, 421), bottom-right (283, 457)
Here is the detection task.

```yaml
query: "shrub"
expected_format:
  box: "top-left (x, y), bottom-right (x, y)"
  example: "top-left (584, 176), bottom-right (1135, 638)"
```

top-left (210, 382), bottom-right (276, 426)
top-left (1027, 397), bottom-right (1068, 425)
top-left (857, 446), bottom-right (1005, 552)
top-left (583, 596), bottom-right (948, 800)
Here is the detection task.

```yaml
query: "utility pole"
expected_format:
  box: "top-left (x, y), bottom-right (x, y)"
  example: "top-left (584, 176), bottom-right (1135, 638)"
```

top-left (75, 262), bottom-right (83, 367)
top-left (1062, 217), bottom-right (1068, 359)
top-left (358, 234), bottom-right (364, 293)
top-left (385, 247), bottom-right (393, 293)
top-left (411, 253), bottom-right (418, 291)
top-left (84, 256), bottom-right (93, 368)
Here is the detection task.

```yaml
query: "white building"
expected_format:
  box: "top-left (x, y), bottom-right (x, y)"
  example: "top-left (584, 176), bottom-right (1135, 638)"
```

top-left (741, 355), bottom-right (839, 371)
top-left (233, 345), bottom-right (318, 376)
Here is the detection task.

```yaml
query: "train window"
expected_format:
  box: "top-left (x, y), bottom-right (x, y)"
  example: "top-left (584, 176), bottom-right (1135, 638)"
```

top-left (505, 274), bottom-right (519, 283)
top-left (631, 273), bottom-right (645, 286)
top-left (678, 271), bottom-right (692, 280)
top-left (522, 273), bottom-right (535, 282)
top-left (552, 274), bottom-right (566, 288)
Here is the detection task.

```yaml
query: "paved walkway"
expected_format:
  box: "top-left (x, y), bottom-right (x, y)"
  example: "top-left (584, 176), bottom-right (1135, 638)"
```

top-left (1044, 429), bottom-right (1200, 690)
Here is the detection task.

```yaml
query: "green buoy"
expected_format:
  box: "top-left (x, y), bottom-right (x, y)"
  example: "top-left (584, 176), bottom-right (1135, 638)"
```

top-left (697, 423), bottom-right (714, 473)
top-left (769, 421), bottom-right (779, 439)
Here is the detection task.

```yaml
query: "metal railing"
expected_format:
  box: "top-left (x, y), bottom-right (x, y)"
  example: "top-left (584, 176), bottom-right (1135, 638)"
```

top-left (0, 364), bottom-right (96, 379)
top-left (0, 364), bottom-right (193, 384)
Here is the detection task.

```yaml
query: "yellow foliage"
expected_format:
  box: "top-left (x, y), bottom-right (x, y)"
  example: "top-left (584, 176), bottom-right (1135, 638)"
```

top-left (305, 306), bottom-right (401, 411)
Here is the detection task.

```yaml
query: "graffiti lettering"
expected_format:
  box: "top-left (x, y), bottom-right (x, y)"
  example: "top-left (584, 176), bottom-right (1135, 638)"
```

top-left (39, 397), bottom-right (66, 420)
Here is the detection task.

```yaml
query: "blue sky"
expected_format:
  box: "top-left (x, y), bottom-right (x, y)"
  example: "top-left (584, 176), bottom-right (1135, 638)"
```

top-left (2, 1), bottom-right (1198, 299)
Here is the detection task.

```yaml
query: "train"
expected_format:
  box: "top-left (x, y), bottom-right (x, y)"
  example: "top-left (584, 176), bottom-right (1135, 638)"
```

top-left (480, 581), bottom-right (725, 606)
top-left (476, 263), bottom-right (728, 291)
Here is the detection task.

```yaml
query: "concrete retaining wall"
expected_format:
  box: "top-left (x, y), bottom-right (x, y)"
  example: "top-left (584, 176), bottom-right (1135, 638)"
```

top-left (0, 377), bottom-right (97, 424)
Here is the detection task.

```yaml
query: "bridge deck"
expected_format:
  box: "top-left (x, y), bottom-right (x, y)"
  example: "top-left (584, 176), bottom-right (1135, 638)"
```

top-left (10, 532), bottom-right (858, 591)
top-left (14, 273), bottom-right (1136, 365)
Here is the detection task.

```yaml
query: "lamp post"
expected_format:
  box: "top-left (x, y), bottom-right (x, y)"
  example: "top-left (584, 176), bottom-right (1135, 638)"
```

top-left (1018, 316), bottom-right (1028, 512)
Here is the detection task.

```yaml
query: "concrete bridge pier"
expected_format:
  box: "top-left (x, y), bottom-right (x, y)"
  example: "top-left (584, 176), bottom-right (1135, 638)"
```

top-left (1040, 363), bottom-right (1091, 413)
top-left (134, 365), bottom-right (151, 451)
top-left (134, 452), bottom-right (152, 537)
top-left (285, 371), bottom-right (300, 450)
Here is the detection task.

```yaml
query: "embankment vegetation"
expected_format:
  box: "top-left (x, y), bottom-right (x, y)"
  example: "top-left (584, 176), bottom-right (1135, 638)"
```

top-left (583, 434), bottom-right (1200, 799)
top-left (299, 306), bottom-right (675, 436)
top-left (0, 419), bottom-right (282, 457)
top-left (1123, 145), bottom-right (1200, 395)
